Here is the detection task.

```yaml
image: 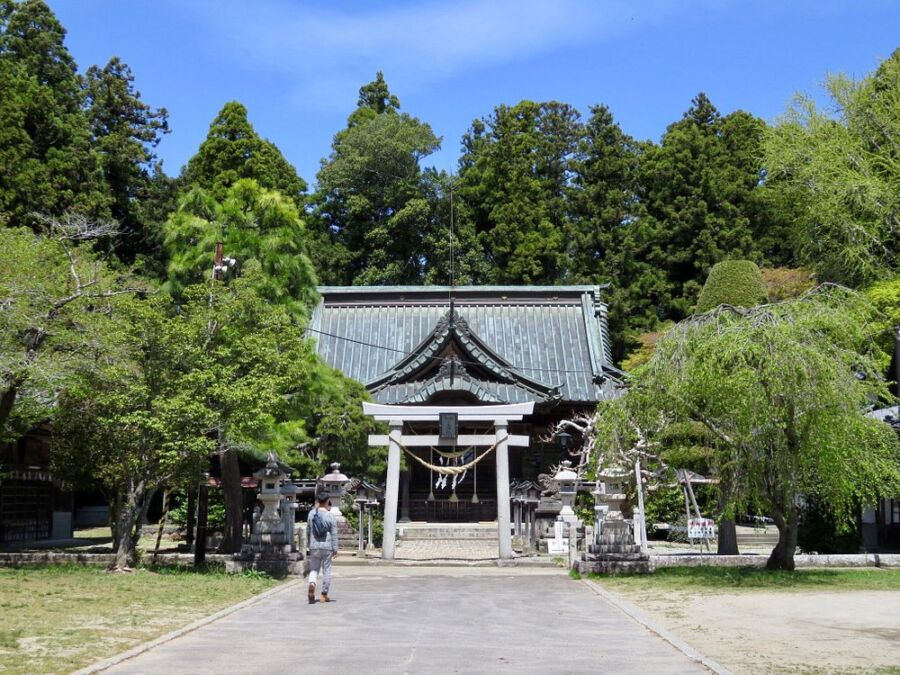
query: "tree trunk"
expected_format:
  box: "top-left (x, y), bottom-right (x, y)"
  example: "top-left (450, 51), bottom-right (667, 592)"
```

top-left (717, 519), bottom-right (740, 555)
top-left (152, 490), bottom-right (171, 565)
top-left (130, 487), bottom-right (156, 555)
top-left (716, 474), bottom-right (740, 555)
top-left (112, 481), bottom-right (146, 570)
top-left (185, 489), bottom-right (196, 549)
top-left (109, 492), bottom-right (121, 550)
top-left (219, 448), bottom-right (243, 553)
top-left (766, 506), bottom-right (799, 570)
top-left (0, 382), bottom-right (21, 436)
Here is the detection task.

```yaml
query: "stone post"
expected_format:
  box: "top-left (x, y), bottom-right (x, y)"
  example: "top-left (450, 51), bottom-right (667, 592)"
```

top-left (400, 469), bottom-right (411, 523)
top-left (495, 421), bottom-right (513, 559)
top-left (366, 504), bottom-right (376, 551)
top-left (528, 504), bottom-right (537, 551)
top-left (382, 420), bottom-right (403, 560)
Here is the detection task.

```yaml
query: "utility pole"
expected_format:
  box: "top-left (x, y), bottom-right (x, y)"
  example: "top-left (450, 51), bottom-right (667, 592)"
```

top-left (213, 241), bottom-right (224, 281)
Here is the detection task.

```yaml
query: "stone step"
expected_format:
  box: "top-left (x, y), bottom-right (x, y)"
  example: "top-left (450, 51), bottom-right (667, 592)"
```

top-left (397, 522), bottom-right (500, 541)
top-left (589, 545), bottom-right (643, 556)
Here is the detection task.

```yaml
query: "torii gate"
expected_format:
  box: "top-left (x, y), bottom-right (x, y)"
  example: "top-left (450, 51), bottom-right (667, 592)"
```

top-left (363, 402), bottom-right (534, 560)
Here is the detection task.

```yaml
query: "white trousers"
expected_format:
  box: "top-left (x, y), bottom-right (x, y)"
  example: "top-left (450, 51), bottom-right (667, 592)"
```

top-left (308, 549), bottom-right (333, 594)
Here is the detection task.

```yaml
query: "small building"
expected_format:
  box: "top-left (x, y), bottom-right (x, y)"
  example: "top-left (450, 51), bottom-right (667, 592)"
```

top-left (0, 427), bottom-right (74, 545)
top-left (865, 405), bottom-right (900, 551)
top-left (310, 285), bottom-right (623, 522)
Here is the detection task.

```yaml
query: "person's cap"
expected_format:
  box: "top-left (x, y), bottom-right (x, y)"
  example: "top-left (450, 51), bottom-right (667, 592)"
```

top-left (316, 490), bottom-right (330, 502)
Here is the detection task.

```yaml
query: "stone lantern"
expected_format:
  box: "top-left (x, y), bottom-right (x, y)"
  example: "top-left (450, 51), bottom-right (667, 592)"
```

top-left (280, 478), bottom-right (300, 552)
top-left (354, 483), bottom-right (371, 552)
top-left (553, 460), bottom-right (578, 522)
top-left (227, 452), bottom-right (303, 576)
top-left (366, 490), bottom-right (380, 552)
top-left (320, 462), bottom-right (350, 517)
top-left (254, 454), bottom-right (287, 535)
top-left (510, 482), bottom-right (522, 538)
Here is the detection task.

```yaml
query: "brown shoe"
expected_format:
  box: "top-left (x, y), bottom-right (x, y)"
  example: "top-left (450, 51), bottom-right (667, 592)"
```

top-left (308, 582), bottom-right (316, 604)
top-left (320, 592), bottom-right (330, 603)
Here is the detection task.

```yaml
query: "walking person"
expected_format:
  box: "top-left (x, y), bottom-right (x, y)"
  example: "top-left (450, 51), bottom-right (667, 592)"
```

top-left (307, 490), bottom-right (339, 604)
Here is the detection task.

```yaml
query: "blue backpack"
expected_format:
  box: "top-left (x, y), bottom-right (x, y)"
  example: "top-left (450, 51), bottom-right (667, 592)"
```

top-left (311, 510), bottom-right (329, 541)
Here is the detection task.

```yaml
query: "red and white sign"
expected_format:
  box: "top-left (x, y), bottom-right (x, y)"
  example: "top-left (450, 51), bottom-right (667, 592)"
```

top-left (688, 518), bottom-right (717, 539)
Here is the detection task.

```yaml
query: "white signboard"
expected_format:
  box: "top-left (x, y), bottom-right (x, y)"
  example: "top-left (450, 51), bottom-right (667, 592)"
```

top-left (547, 539), bottom-right (569, 555)
top-left (688, 518), bottom-right (717, 540)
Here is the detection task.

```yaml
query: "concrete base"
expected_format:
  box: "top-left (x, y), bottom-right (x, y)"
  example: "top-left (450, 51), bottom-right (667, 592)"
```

top-left (577, 558), bottom-right (655, 575)
top-left (229, 526), bottom-right (304, 577)
top-left (225, 557), bottom-right (305, 576)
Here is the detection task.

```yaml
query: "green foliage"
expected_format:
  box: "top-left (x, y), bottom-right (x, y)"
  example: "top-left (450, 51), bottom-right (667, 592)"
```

top-left (348, 70), bottom-right (400, 126)
top-left (634, 96), bottom-right (783, 323)
top-left (0, 0), bottom-right (107, 228)
top-left (620, 323), bottom-right (672, 372)
top-left (764, 49), bottom-right (900, 286)
top-left (314, 74), bottom-right (441, 285)
top-left (797, 500), bottom-right (860, 554)
top-left (168, 489), bottom-right (226, 531)
top-left (639, 286), bottom-right (900, 567)
top-left (642, 485), bottom-right (686, 537)
top-left (181, 101), bottom-right (307, 208)
top-left (83, 56), bottom-right (169, 264)
top-left (598, 566), bottom-right (900, 590)
top-left (458, 100), bottom-right (580, 284)
top-left (695, 260), bottom-right (766, 313)
top-left (164, 179), bottom-right (317, 317)
top-left (0, 222), bottom-right (145, 440)
top-left (865, 277), bottom-right (900, 355)
top-left (567, 105), bottom-right (643, 357)
top-left (760, 267), bottom-right (816, 302)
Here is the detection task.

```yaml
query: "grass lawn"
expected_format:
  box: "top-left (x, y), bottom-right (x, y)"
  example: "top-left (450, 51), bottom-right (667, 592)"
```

top-left (0, 564), bottom-right (280, 674)
top-left (593, 565), bottom-right (900, 592)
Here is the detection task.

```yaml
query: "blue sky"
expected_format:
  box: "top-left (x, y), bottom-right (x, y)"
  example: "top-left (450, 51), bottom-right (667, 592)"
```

top-left (51, 1), bottom-right (899, 187)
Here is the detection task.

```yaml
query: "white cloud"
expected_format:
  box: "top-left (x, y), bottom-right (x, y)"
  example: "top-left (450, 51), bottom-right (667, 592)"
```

top-left (169, 0), bottom-right (711, 109)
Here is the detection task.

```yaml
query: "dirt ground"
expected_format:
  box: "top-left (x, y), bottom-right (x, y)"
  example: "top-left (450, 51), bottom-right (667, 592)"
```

top-left (605, 585), bottom-right (900, 673)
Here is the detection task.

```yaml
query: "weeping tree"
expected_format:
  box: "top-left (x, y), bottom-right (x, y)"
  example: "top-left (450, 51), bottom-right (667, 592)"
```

top-left (641, 284), bottom-right (900, 569)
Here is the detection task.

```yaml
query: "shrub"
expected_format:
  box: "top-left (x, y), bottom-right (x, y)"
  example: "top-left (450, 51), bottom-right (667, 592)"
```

top-left (760, 267), bottom-right (816, 301)
top-left (696, 260), bottom-right (767, 313)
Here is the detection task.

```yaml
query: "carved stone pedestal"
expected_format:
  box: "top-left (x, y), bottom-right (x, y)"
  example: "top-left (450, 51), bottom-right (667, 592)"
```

top-left (576, 468), bottom-right (653, 575)
top-left (577, 520), bottom-right (653, 575)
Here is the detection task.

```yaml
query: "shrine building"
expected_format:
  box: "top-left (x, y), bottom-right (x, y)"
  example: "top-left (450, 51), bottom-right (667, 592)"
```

top-left (310, 285), bottom-right (622, 542)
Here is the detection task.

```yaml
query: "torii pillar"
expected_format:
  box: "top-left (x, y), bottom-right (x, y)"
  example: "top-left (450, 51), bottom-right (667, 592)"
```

top-left (363, 402), bottom-right (534, 560)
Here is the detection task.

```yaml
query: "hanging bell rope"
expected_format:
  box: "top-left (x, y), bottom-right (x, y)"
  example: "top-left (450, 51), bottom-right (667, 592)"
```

top-left (398, 439), bottom-right (497, 475)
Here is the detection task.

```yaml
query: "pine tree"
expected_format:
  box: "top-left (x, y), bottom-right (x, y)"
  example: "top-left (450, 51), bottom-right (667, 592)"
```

top-left (568, 105), bottom-right (644, 358)
top-left (0, 0), bottom-right (106, 227)
top-left (313, 73), bottom-right (440, 285)
top-left (181, 101), bottom-right (307, 208)
top-left (634, 94), bottom-right (775, 323)
top-left (457, 100), bottom-right (581, 284)
top-left (83, 56), bottom-right (169, 263)
top-left (164, 179), bottom-right (317, 317)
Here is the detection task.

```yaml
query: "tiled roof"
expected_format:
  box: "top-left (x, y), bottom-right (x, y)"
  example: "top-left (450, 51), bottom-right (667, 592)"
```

top-left (309, 285), bottom-right (621, 406)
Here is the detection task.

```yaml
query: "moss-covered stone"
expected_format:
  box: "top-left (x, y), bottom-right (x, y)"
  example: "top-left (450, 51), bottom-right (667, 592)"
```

top-left (696, 260), bottom-right (766, 313)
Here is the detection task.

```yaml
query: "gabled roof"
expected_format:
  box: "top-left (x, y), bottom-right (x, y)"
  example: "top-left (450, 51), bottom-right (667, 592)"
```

top-left (309, 285), bottom-right (622, 406)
